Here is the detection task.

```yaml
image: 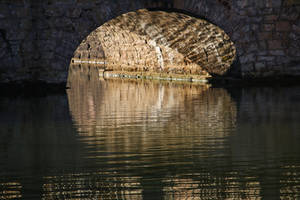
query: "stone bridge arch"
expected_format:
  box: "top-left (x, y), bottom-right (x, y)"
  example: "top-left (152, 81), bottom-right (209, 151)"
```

top-left (0, 0), bottom-right (299, 83)
top-left (72, 9), bottom-right (236, 80)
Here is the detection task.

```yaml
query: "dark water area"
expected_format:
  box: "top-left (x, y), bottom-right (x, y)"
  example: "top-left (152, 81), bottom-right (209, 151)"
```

top-left (0, 67), bottom-right (300, 199)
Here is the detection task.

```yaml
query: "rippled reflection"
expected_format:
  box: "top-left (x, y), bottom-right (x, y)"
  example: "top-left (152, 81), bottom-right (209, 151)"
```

top-left (67, 65), bottom-right (236, 150)
top-left (0, 182), bottom-right (22, 199)
top-left (0, 65), bottom-right (300, 199)
top-left (66, 66), bottom-right (299, 199)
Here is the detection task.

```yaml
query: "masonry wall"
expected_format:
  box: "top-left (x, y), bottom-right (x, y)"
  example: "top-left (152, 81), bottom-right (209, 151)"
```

top-left (183, 0), bottom-right (300, 78)
top-left (0, 0), bottom-right (299, 83)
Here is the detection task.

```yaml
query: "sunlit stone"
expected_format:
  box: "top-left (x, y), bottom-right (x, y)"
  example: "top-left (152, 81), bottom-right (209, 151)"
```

top-left (73, 9), bottom-right (236, 79)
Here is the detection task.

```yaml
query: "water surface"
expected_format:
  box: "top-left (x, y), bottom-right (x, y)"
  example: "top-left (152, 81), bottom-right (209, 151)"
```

top-left (0, 67), bottom-right (300, 199)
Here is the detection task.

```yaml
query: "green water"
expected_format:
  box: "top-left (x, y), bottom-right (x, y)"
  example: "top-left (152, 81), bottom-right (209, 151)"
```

top-left (0, 69), bottom-right (300, 199)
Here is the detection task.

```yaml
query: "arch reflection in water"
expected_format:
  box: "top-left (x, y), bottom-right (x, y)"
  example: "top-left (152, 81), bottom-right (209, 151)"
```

top-left (1, 66), bottom-right (300, 199)
top-left (65, 64), bottom-right (242, 199)
top-left (67, 64), bottom-right (237, 150)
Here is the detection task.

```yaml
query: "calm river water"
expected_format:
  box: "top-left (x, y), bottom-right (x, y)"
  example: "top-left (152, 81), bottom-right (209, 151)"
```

top-left (0, 66), bottom-right (300, 199)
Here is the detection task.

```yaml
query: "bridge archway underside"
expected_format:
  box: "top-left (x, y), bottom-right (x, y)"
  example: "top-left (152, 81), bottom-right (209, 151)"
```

top-left (73, 9), bottom-right (236, 79)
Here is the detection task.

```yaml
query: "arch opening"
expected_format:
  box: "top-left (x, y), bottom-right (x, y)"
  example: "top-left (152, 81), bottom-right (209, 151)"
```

top-left (70, 9), bottom-right (236, 82)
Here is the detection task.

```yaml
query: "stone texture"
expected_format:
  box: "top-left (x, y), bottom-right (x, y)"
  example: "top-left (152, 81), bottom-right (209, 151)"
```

top-left (74, 9), bottom-right (236, 77)
top-left (263, 24), bottom-right (275, 31)
top-left (276, 21), bottom-right (292, 31)
top-left (268, 40), bottom-right (283, 49)
top-left (0, 0), bottom-right (299, 83)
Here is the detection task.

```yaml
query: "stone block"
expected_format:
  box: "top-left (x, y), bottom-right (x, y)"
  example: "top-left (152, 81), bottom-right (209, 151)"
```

top-left (272, 32), bottom-right (289, 41)
top-left (283, 0), bottom-right (300, 6)
top-left (38, 40), bottom-right (57, 51)
top-left (288, 47), bottom-right (300, 56)
top-left (268, 40), bottom-right (282, 49)
top-left (258, 50), bottom-right (269, 55)
top-left (241, 63), bottom-right (254, 73)
top-left (240, 53), bottom-right (255, 64)
top-left (50, 60), bottom-right (64, 71)
top-left (251, 24), bottom-right (260, 31)
top-left (41, 51), bottom-right (54, 60)
top-left (266, 60), bottom-right (277, 67)
top-left (261, 71), bottom-right (276, 77)
top-left (20, 19), bottom-right (32, 30)
top-left (231, 32), bottom-right (241, 41)
top-left (0, 19), bottom-right (17, 30)
top-left (264, 15), bottom-right (278, 22)
top-left (22, 40), bottom-right (35, 53)
top-left (7, 0), bottom-right (26, 6)
top-left (7, 30), bottom-right (25, 40)
top-left (246, 43), bottom-right (259, 53)
top-left (276, 21), bottom-right (291, 31)
top-left (292, 24), bottom-right (300, 34)
top-left (255, 62), bottom-right (267, 71)
top-left (269, 50), bottom-right (285, 56)
top-left (272, 0), bottom-right (283, 7)
top-left (36, 19), bottom-right (49, 30)
top-left (236, 0), bottom-right (248, 8)
top-left (76, 1), bottom-right (95, 10)
top-left (255, 1), bottom-right (266, 8)
top-left (241, 34), bottom-right (256, 43)
top-left (258, 32), bottom-right (272, 40)
top-left (250, 16), bottom-right (263, 23)
top-left (39, 30), bottom-right (52, 40)
top-left (66, 7), bottom-right (82, 18)
top-left (263, 24), bottom-right (274, 31)
top-left (276, 56), bottom-right (290, 65)
top-left (45, 5), bottom-right (64, 17)
top-left (241, 24), bottom-right (250, 32)
top-left (236, 49), bottom-right (244, 56)
top-left (262, 8), bottom-right (274, 14)
top-left (236, 10), bottom-right (248, 16)
top-left (280, 7), bottom-right (299, 21)
top-left (270, 65), bottom-right (284, 72)
top-left (257, 55), bottom-right (276, 62)
top-left (0, 5), bottom-right (10, 18)
top-left (11, 7), bottom-right (28, 18)
top-left (0, 46), bottom-right (7, 58)
top-left (246, 7), bottom-right (259, 16)
top-left (258, 40), bottom-right (268, 50)
top-left (50, 17), bottom-right (73, 30)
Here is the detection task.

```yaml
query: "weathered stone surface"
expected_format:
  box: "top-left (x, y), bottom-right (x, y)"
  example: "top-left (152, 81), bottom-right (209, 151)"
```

top-left (263, 24), bottom-right (275, 31)
top-left (0, 0), bottom-right (299, 83)
top-left (268, 40), bottom-right (283, 49)
top-left (276, 21), bottom-right (292, 31)
top-left (0, 4), bottom-right (10, 18)
top-left (258, 56), bottom-right (276, 62)
top-left (255, 62), bottom-right (267, 72)
top-left (269, 50), bottom-right (285, 56)
top-left (74, 9), bottom-right (236, 77)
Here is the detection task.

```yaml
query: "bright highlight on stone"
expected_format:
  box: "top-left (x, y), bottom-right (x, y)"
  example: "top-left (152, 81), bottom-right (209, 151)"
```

top-left (73, 9), bottom-right (236, 78)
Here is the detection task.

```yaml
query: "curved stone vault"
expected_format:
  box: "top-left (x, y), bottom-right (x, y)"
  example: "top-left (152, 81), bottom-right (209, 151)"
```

top-left (73, 9), bottom-right (236, 78)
